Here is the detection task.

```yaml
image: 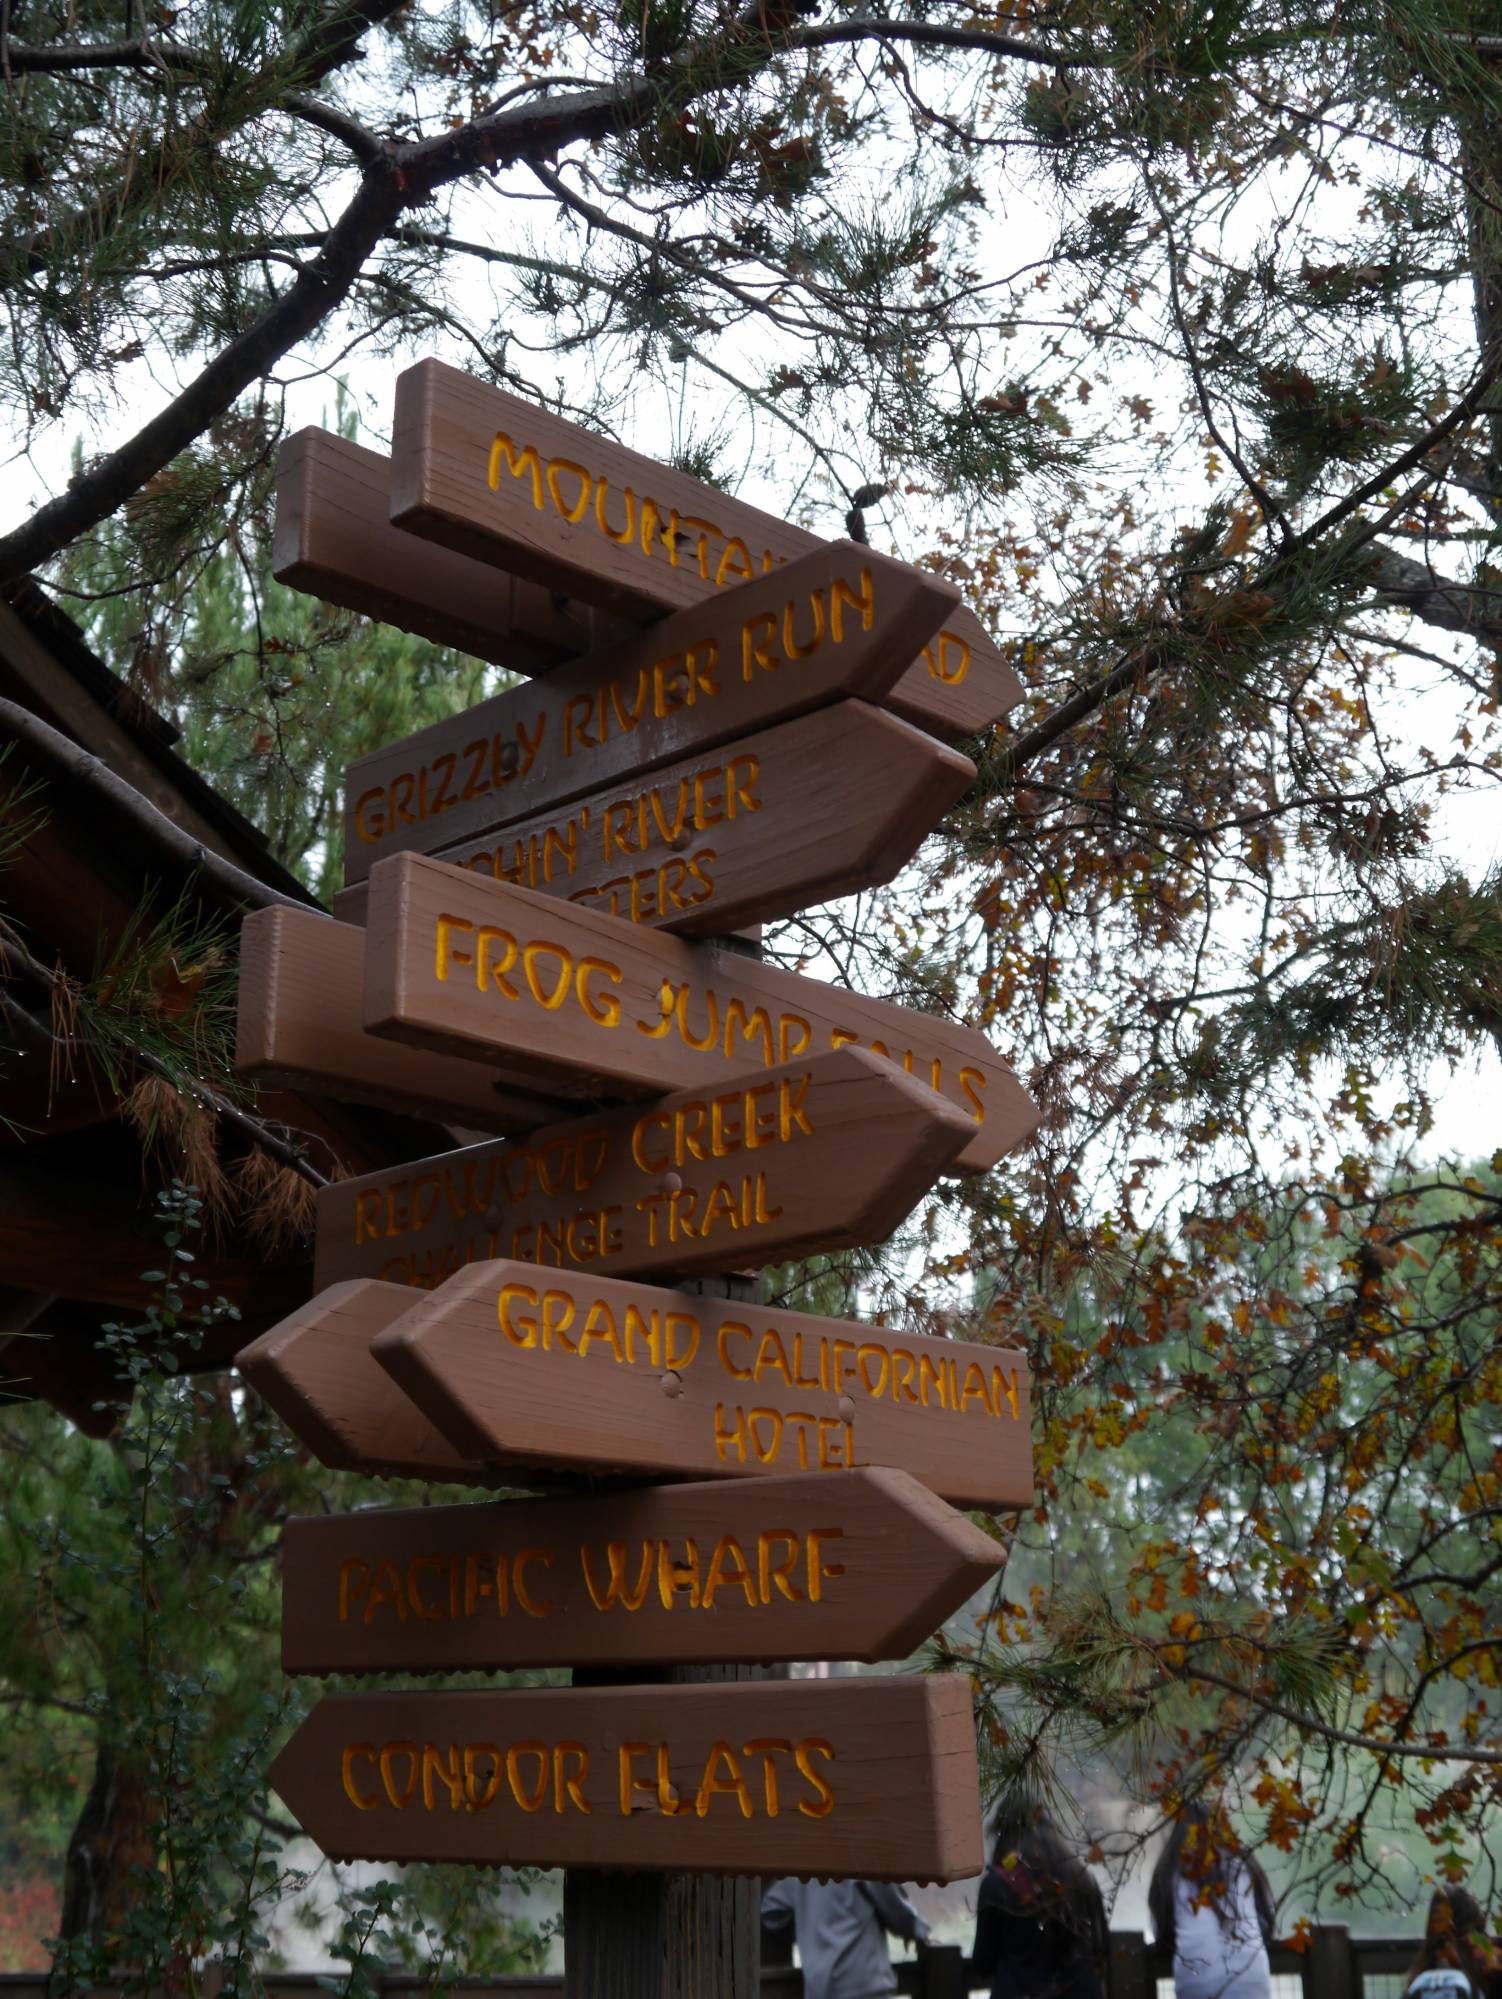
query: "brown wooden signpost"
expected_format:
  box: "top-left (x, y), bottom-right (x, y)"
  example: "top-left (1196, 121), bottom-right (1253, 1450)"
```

top-left (238, 1258), bottom-right (1030, 1508)
top-left (279, 1467), bottom-right (1003, 1673)
top-left (274, 428), bottom-right (627, 671)
top-left (389, 358), bottom-right (1021, 741)
top-left (372, 1261), bottom-right (1030, 1511)
top-left (337, 540), bottom-right (960, 887)
top-left (236, 360), bottom-right (1039, 1995)
top-left (266, 1676), bottom-right (982, 1880)
top-left (362, 852), bottom-right (1036, 1171)
top-left (236, 904), bottom-right (571, 1133)
top-left (238, 1278), bottom-right (483, 1479)
top-left (312, 1047), bottom-right (977, 1292)
top-left (334, 698), bottom-right (973, 934)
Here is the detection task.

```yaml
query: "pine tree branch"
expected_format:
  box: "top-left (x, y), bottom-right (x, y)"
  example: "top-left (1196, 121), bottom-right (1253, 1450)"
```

top-left (1293, 357), bottom-right (1502, 553)
top-left (785, 19), bottom-right (1092, 67)
top-left (8, 0), bottom-right (410, 277)
top-left (0, 935), bottom-right (332, 1189)
top-left (281, 91), bottom-right (388, 166)
top-left (0, 10), bottom-right (803, 583)
top-left (1151, 182), bottom-right (1293, 549)
top-left (4, 35), bottom-right (213, 73)
top-left (1165, 1658), bottom-right (1502, 1766)
top-left (1366, 541), bottom-right (1502, 647)
top-left (0, 170), bottom-right (403, 582)
top-left (989, 635), bottom-right (1168, 790)
top-left (289, 0), bottom-right (410, 82)
top-left (528, 157), bottom-right (816, 335)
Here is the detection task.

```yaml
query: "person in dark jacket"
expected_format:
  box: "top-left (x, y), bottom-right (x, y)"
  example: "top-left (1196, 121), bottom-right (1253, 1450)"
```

top-left (969, 1808), bottom-right (1108, 1999)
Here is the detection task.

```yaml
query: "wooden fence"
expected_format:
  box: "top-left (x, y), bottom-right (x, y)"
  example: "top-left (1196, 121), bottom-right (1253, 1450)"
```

top-left (0, 1927), bottom-right (1422, 1999)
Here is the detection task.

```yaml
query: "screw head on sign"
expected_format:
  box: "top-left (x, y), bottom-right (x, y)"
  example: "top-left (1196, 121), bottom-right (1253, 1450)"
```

top-left (837, 1395), bottom-right (856, 1421)
top-left (660, 1370), bottom-right (684, 1398)
top-left (661, 1171), bottom-right (683, 1195)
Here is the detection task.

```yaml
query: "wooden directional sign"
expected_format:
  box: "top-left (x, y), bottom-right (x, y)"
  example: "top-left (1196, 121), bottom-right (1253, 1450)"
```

top-left (237, 1279), bottom-right (485, 1479)
top-left (338, 542), bottom-right (960, 887)
top-left (369, 1259), bottom-right (1032, 1510)
top-left (235, 905), bottom-right (572, 1133)
top-left (274, 429), bottom-right (629, 671)
top-left (239, 1264), bottom-right (1032, 1510)
top-left (313, 1047), bottom-right (975, 1293)
top-left (268, 1675), bottom-right (983, 1881)
top-left (334, 700), bottom-right (972, 933)
top-left (279, 1468), bottom-right (1004, 1673)
top-left (363, 852), bottom-right (1038, 1172)
top-left (389, 358), bottom-right (1022, 740)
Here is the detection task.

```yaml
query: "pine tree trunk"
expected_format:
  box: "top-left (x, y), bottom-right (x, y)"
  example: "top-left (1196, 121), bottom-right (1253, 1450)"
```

top-left (58, 1739), bottom-right (155, 1947)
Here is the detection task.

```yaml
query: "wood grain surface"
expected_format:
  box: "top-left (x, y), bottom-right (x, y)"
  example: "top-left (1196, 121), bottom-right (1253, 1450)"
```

top-left (388, 359), bottom-right (1022, 740)
top-left (235, 1279), bottom-right (487, 1479)
top-left (235, 905), bottom-right (571, 1132)
top-left (268, 1675), bottom-right (984, 1880)
top-left (338, 544), bottom-right (959, 886)
top-left (334, 701), bottom-right (972, 934)
top-left (273, 429), bottom-right (622, 669)
top-left (362, 853), bottom-right (1038, 1172)
top-left (313, 1046), bottom-right (974, 1292)
top-left (279, 1467), bottom-right (1004, 1672)
top-left (371, 1258), bottom-right (1032, 1510)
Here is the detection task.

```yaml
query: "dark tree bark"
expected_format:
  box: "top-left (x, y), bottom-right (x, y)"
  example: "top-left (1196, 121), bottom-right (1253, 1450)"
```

top-left (59, 1740), bottom-right (154, 1946)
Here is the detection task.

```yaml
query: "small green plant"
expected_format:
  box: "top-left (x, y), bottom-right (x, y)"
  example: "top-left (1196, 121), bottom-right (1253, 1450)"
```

top-left (0, 1185), bottom-right (550, 1993)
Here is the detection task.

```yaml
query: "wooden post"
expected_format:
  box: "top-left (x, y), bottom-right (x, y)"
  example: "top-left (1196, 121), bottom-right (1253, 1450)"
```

top-left (1107, 1930), bottom-right (1156, 1999)
top-left (561, 1661), bottom-right (768, 1998)
top-left (1306, 1923), bottom-right (1355, 1999)
top-left (561, 1238), bottom-right (770, 1997)
top-left (917, 1942), bottom-right (969, 1998)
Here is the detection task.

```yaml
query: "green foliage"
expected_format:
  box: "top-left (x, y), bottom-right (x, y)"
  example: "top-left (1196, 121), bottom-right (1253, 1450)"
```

top-left (58, 397), bottom-right (509, 899)
top-left (0, 1190), bottom-right (553, 1980)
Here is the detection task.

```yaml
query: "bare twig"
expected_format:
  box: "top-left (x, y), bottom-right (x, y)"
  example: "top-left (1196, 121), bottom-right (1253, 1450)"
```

top-left (786, 19), bottom-right (1091, 68)
top-left (1169, 1658), bottom-right (1502, 1766)
top-left (281, 92), bottom-right (388, 166)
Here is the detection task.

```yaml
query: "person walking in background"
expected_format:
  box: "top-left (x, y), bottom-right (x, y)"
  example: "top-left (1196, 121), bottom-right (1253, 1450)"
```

top-left (760, 1876), bottom-right (929, 1999)
top-left (1147, 1799), bottom-right (1275, 1999)
top-left (1404, 1886), bottom-right (1502, 1997)
top-left (968, 1806), bottom-right (1109, 1999)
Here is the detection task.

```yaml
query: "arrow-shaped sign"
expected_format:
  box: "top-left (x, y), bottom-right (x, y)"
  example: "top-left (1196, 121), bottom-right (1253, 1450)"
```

top-left (363, 853), bottom-right (1037, 1174)
top-left (238, 1264), bottom-right (1032, 1511)
top-left (388, 359), bottom-right (1021, 741)
top-left (274, 428), bottom-right (627, 671)
top-left (236, 906), bottom-right (573, 1134)
top-left (268, 1676), bottom-right (983, 1881)
top-left (313, 1046), bottom-right (976, 1292)
top-left (237, 1279), bottom-right (482, 1479)
top-left (280, 1468), bottom-right (1003, 1674)
top-left (334, 701), bottom-right (972, 934)
top-left (369, 1259), bottom-right (1031, 1511)
top-left (338, 543), bottom-right (961, 888)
